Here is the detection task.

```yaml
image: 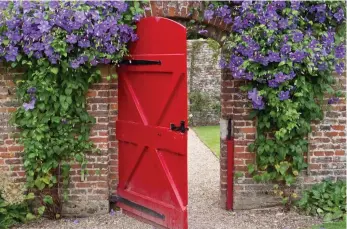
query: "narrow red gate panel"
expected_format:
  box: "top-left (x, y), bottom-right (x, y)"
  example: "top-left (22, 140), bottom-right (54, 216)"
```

top-left (116, 17), bottom-right (188, 229)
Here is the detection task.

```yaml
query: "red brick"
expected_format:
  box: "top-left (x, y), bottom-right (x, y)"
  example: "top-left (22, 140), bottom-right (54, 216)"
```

top-left (7, 146), bottom-right (23, 152)
top-left (332, 125), bottom-right (345, 131)
top-left (325, 132), bottom-right (338, 137)
top-left (90, 137), bottom-right (108, 143)
top-left (325, 151), bottom-right (334, 156)
top-left (87, 90), bottom-right (97, 97)
top-left (235, 153), bottom-right (253, 159)
top-left (234, 147), bottom-right (245, 153)
top-left (309, 164), bottom-right (321, 170)
top-left (335, 150), bottom-right (345, 156)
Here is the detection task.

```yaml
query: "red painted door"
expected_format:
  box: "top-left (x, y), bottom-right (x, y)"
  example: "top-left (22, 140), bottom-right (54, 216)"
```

top-left (116, 17), bottom-right (187, 229)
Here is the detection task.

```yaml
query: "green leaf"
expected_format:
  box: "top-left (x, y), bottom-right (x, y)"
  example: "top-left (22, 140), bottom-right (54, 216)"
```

top-left (279, 163), bottom-right (289, 175)
top-left (34, 179), bottom-right (45, 190)
top-left (38, 206), bottom-right (46, 216)
top-left (247, 164), bottom-right (255, 174)
top-left (65, 88), bottom-right (72, 95)
top-left (26, 192), bottom-right (35, 200)
top-left (50, 67), bottom-right (59, 74)
top-left (26, 213), bottom-right (36, 220)
top-left (52, 117), bottom-right (60, 123)
top-left (43, 195), bottom-right (54, 205)
top-left (278, 61), bottom-right (285, 66)
top-left (323, 213), bottom-right (333, 222)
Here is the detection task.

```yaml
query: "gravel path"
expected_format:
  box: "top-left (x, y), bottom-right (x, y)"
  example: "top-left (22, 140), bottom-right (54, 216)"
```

top-left (18, 130), bottom-right (320, 229)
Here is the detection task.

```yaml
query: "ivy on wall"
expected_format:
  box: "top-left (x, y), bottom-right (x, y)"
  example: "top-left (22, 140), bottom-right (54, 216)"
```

top-left (0, 1), bottom-right (143, 217)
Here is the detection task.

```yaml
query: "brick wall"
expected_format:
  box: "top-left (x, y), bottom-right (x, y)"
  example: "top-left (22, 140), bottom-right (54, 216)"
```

top-left (62, 66), bottom-right (118, 216)
top-left (0, 65), bottom-right (24, 182)
top-left (187, 39), bottom-right (221, 126)
top-left (0, 65), bottom-right (117, 216)
top-left (307, 73), bottom-right (346, 183)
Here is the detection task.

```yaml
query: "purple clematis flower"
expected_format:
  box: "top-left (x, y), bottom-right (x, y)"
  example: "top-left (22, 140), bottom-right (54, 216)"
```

top-left (198, 29), bottom-right (208, 35)
top-left (90, 58), bottom-right (98, 66)
top-left (133, 14), bottom-right (142, 22)
top-left (280, 44), bottom-right (291, 54)
top-left (291, 1), bottom-right (301, 10)
top-left (289, 50), bottom-right (306, 62)
top-left (23, 98), bottom-right (36, 111)
top-left (204, 9), bottom-right (214, 21)
top-left (274, 72), bottom-right (288, 84)
top-left (66, 34), bottom-right (78, 44)
top-left (335, 62), bottom-right (345, 75)
top-left (78, 38), bottom-right (90, 48)
top-left (38, 21), bottom-right (51, 33)
top-left (70, 60), bottom-right (80, 69)
top-left (268, 79), bottom-right (279, 88)
top-left (317, 62), bottom-right (328, 71)
top-left (292, 31), bottom-right (303, 43)
top-left (278, 18), bottom-right (288, 29)
top-left (335, 44), bottom-right (346, 59)
top-left (27, 87), bottom-right (37, 94)
top-left (219, 59), bottom-right (227, 69)
top-left (334, 8), bottom-right (344, 22)
top-left (328, 97), bottom-right (339, 104)
top-left (5, 46), bottom-right (19, 62)
top-left (268, 51), bottom-right (281, 62)
top-left (278, 90), bottom-right (290, 101)
top-left (248, 88), bottom-right (265, 110)
top-left (308, 40), bottom-right (318, 49)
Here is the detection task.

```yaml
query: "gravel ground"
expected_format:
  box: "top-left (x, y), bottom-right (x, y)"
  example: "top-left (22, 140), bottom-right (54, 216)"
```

top-left (17, 130), bottom-right (320, 229)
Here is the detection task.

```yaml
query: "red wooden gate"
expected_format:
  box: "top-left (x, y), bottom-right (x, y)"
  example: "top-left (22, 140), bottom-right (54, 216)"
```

top-left (116, 17), bottom-right (188, 229)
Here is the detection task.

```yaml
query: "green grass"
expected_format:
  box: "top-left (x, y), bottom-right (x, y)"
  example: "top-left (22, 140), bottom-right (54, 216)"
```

top-left (193, 125), bottom-right (220, 157)
top-left (310, 220), bottom-right (346, 229)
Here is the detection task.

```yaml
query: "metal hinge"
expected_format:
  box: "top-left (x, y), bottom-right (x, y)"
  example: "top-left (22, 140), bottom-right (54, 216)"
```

top-left (110, 195), bottom-right (165, 220)
top-left (227, 118), bottom-right (232, 140)
top-left (119, 59), bottom-right (161, 65)
top-left (170, 121), bottom-right (189, 133)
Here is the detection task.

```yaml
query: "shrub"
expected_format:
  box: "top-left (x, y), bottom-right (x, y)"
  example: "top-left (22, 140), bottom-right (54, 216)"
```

top-left (297, 180), bottom-right (346, 222)
top-left (0, 173), bottom-right (34, 229)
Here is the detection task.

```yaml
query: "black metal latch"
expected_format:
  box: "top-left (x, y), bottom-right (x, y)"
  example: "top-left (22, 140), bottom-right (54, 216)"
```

top-left (119, 59), bottom-right (161, 65)
top-left (170, 121), bottom-right (189, 133)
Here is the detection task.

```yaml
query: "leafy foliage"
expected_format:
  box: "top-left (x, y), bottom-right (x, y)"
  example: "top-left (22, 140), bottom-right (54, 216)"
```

top-left (0, 0), bottom-right (143, 216)
top-left (0, 173), bottom-right (35, 229)
top-left (0, 197), bottom-right (31, 229)
top-left (189, 90), bottom-right (220, 113)
top-left (205, 0), bottom-right (345, 193)
top-left (297, 180), bottom-right (346, 222)
top-left (193, 0), bottom-right (347, 208)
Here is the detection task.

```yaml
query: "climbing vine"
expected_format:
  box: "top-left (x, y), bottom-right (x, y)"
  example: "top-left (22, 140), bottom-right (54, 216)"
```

top-left (203, 1), bottom-right (346, 205)
top-left (0, 1), bottom-right (142, 216)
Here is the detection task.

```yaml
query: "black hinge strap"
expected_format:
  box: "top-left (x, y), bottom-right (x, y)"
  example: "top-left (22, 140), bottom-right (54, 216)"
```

top-left (119, 60), bottom-right (161, 65)
top-left (112, 195), bottom-right (165, 220)
top-left (227, 118), bottom-right (232, 140)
